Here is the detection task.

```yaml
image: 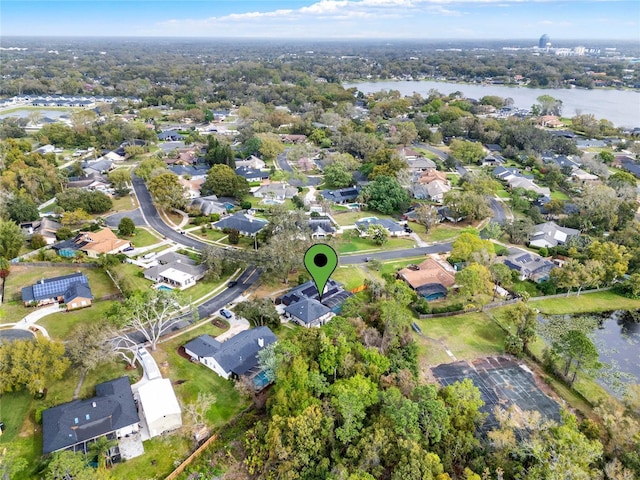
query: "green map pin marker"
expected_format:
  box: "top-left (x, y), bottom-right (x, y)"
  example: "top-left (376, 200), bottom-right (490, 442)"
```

top-left (304, 244), bottom-right (338, 301)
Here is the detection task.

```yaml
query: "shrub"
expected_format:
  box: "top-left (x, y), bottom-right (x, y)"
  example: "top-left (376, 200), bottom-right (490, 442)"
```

top-left (228, 229), bottom-right (240, 245)
top-left (413, 298), bottom-right (431, 315)
top-left (30, 233), bottom-right (47, 249)
top-left (56, 227), bottom-right (74, 240)
top-left (241, 201), bottom-right (252, 210)
top-left (505, 334), bottom-right (524, 356)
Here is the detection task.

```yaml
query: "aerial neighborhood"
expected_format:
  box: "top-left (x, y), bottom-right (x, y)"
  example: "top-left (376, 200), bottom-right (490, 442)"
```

top-left (0, 37), bottom-right (639, 480)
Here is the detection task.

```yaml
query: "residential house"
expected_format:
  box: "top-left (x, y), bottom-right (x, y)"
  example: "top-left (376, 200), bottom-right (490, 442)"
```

top-left (20, 218), bottom-right (62, 245)
top-left (279, 134), bottom-right (307, 144)
top-left (284, 298), bottom-right (333, 327)
top-left (212, 212), bottom-right (268, 237)
top-left (529, 221), bottom-right (580, 249)
top-left (103, 151), bottom-right (126, 163)
top-left (619, 157), bottom-right (640, 179)
top-left (158, 130), bottom-right (185, 141)
top-left (178, 177), bottom-right (205, 199)
top-left (42, 376), bottom-right (141, 458)
top-left (66, 173), bottom-right (110, 192)
top-left (82, 158), bottom-right (114, 176)
top-left (481, 154), bottom-right (505, 167)
top-left (35, 144), bottom-right (56, 154)
top-left (236, 155), bottom-right (266, 170)
top-left (539, 115), bottom-right (564, 128)
top-left (413, 180), bottom-right (451, 202)
top-left (190, 195), bottom-right (234, 216)
top-left (484, 144), bottom-right (503, 153)
top-left (252, 183), bottom-right (298, 202)
top-left (297, 157), bottom-right (316, 172)
top-left (21, 272), bottom-right (93, 311)
top-left (309, 217), bottom-right (336, 239)
top-left (504, 252), bottom-right (555, 283)
top-left (406, 157), bottom-right (437, 173)
top-left (417, 168), bottom-right (448, 186)
top-left (143, 252), bottom-right (206, 290)
top-left (571, 168), bottom-right (599, 183)
top-left (183, 326), bottom-right (277, 380)
top-left (169, 165), bottom-right (209, 181)
top-left (397, 147), bottom-right (420, 161)
top-left (320, 187), bottom-right (360, 204)
top-left (397, 257), bottom-right (456, 300)
top-left (53, 229), bottom-right (130, 258)
top-left (355, 217), bottom-right (406, 236)
top-left (235, 166), bottom-right (269, 182)
top-left (492, 167), bottom-right (550, 197)
top-left (276, 279), bottom-right (353, 312)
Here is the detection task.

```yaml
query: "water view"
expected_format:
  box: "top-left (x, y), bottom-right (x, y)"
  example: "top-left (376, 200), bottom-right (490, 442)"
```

top-left (541, 311), bottom-right (640, 395)
top-left (345, 80), bottom-right (640, 129)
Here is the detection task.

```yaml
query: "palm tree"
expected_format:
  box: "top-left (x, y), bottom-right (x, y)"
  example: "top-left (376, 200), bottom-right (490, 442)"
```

top-left (88, 436), bottom-right (117, 470)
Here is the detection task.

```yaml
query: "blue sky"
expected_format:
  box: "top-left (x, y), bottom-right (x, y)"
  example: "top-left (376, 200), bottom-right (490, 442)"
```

top-left (1, 1), bottom-right (638, 40)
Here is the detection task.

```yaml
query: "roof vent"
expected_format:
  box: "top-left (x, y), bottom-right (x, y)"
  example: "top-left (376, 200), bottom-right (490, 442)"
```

top-left (258, 337), bottom-right (264, 348)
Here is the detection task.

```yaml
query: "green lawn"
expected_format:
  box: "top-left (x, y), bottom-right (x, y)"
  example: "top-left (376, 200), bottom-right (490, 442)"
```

top-left (378, 256), bottom-right (428, 277)
top-left (127, 228), bottom-right (161, 248)
top-left (334, 230), bottom-right (415, 254)
top-left (496, 189), bottom-right (511, 199)
top-left (110, 435), bottom-right (193, 480)
top-left (39, 200), bottom-right (57, 212)
top-left (181, 277), bottom-right (227, 305)
top-left (331, 211), bottom-right (396, 227)
top-left (109, 262), bottom-right (154, 294)
top-left (109, 195), bottom-right (137, 212)
top-left (531, 290), bottom-right (640, 315)
top-left (191, 229), bottom-right (227, 242)
top-left (414, 312), bottom-right (505, 366)
top-left (332, 265), bottom-right (369, 291)
top-left (550, 190), bottom-right (571, 201)
top-left (39, 301), bottom-right (117, 340)
top-left (425, 225), bottom-right (463, 242)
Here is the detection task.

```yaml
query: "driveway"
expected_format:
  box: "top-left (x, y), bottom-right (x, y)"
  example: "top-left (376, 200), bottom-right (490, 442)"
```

top-left (105, 208), bottom-right (147, 227)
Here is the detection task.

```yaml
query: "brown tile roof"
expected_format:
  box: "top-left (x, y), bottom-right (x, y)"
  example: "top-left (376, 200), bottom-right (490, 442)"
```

top-left (418, 168), bottom-right (448, 185)
top-left (398, 258), bottom-right (456, 290)
top-left (75, 229), bottom-right (130, 254)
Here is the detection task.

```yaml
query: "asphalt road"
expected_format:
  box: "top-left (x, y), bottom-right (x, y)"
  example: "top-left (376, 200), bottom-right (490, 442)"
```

top-left (340, 242), bottom-right (453, 265)
top-left (489, 198), bottom-right (507, 224)
top-left (413, 142), bottom-right (448, 161)
top-left (132, 174), bottom-right (209, 250)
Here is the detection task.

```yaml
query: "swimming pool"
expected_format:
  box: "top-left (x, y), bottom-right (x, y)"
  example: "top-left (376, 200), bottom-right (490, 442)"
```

top-left (157, 285), bottom-right (173, 292)
top-left (261, 198), bottom-right (283, 205)
top-left (253, 371), bottom-right (271, 389)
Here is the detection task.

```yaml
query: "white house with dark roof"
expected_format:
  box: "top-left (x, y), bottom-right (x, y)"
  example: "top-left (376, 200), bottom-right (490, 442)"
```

top-left (42, 376), bottom-right (141, 458)
top-left (20, 218), bottom-right (62, 245)
top-left (143, 252), bottom-right (206, 290)
top-left (355, 217), bottom-right (407, 237)
top-left (235, 166), bottom-right (269, 182)
top-left (183, 326), bottom-right (277, 379)
top-left (283, 298), bottom-right (333, 328)
top-left (504, 251), bottom-right (555, 283)
top-left (529, 222), bottom-right (580, 249)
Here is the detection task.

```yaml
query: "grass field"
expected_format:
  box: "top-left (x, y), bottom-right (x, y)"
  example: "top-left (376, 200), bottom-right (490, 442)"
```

top-left (109, 194), bottom-right (138, 212)
top-left (550, 190), bottom-right (571, 201)
top-left (127, 228), bottom-right (161, 248)
top-left (332, 265), bottom-right (369, 291)
top-left (378, 256), bottom-right (428, 277)
top-left (531, 290), bottom-right (640, 315)
top-left (334, 230), bottom-right (415, 254)
top-left (331, 211), bottom-right (396, 227)
top-left (191, 229), bottom-right (227, 242)
top-left (39, 300), bottom-right (117, 339)
top-left (109, 262), bottom-right (154, 294)
top-left (425, 225), bottom-right (463, 242)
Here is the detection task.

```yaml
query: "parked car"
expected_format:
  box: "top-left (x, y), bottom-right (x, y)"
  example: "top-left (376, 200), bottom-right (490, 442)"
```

top-left (227, 281), bottom-right (238, 288)
top-left (219, 308), bottom-right (233, 319)
top-left (123, 246), bottom-right (134, 252)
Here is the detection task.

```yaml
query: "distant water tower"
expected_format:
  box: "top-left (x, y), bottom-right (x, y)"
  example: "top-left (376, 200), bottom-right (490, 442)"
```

top-left (539, 34), bottom-right (550, 49)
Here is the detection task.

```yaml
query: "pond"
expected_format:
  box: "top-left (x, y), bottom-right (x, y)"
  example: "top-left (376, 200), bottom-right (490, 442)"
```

top-left (540, 310), bottom-right (640, 395)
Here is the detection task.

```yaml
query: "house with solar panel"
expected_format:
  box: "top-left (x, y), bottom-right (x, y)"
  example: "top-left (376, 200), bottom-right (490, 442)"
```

top-left (183, 326), bottom-right (277, 382)
top-left (21, 272), bottom-right (93, 311)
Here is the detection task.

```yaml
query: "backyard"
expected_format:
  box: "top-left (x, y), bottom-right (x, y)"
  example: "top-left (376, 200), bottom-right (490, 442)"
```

top-left (334, 230), bottom-right (415, 254)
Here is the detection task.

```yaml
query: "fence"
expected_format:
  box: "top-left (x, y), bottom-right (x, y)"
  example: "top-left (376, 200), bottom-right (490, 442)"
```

top-left (164, 434), bottom-right (218, 480)
top-left (11, 261), bottom-right (99, 268)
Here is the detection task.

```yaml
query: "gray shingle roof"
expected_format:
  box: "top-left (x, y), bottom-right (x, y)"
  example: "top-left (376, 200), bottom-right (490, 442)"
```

top-left (184, 327), bottom-right (277, 376)
top-left (63, 283), bottom-right (93, 303)
top-left (320, 187), bottom-right (360, 203)
top-left (42, 376), bottom-right (139, 454)
top-left (284, 298), bottom-right (331, 325)
top-left (212, 213), bottom-right (268, 235)
top-left (355, 217), bottom-right (404, 233)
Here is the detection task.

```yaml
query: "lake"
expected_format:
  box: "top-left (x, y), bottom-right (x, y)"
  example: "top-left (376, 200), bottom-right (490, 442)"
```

top-left (541, 311), bottom-right (640, 396)
top-left (344, 80), bottom-right (640, 129)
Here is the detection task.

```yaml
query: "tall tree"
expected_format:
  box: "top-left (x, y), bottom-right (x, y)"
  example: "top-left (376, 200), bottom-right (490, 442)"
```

top-left (360, 175), bottom-right (410, 215)
top-left (200, 164), bottom-right (250, 199)
top-left (148, 172), bottom-right (187, 211)
top-left (117, 217), bottom-right (135, 237)
top-left (65, 321), bottom-right (112, 373)
top-left (0, 220), bottom-right (24, 260)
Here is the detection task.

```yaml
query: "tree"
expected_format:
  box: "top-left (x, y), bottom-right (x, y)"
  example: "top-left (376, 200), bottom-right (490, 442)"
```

top-left (450, 231), bottom-right (495, 264)
top-left (0, 444), bottom-right (28, 480)
top-left (256, 132), bottom-right (285, 161)
top-left (331, 374), bottom-right (378, 445)
top-left (442, 190), bottom-right (491, 223)
top-left (575, 184), bottom-right (620, 232)
top-left (200, 164), bottom-right (250, 199)
top-left (366, 224), bottom-right (389, 246)
top-left (324, 162), bottom-right (353, 189)
top-left (108, 169), bottom-right (131, 196)
top-left (503, 217), bottom-right (534, 244)
top-left (88, 436), bottom-right (117, 470)
top-left (184, 391), bottom-right (216, 430)
top-left (6, 194), bottom-right (39, 223)
top-left (117, 217), bottom-right (135, 237)
top-left (489, 263), bottom-right (512, 299)
top-left (148, 173), bottom-right (187, 211)
top-left (116, 289), bottom-right (197, 351)
top-left (504, 302), bottom-right (537, 351)
top-left (360, 175), bottom-right (410, 215)
top-left (0, 220), bottom-right (24, 260)
top-left (60, 208), bottom-right (92, 226)
top-left (553, 330), bottom-right (601, 385)
top-left (413, 204), bottom-right (439, 232)
top-left (0, 338), bottom-right (70, 395)
top-left (455, 263), bottom-right (493, 302)
top-left (235, 298), bottom-right (280, 330)
top-left (449, 139), bottom-right (484, 165)
top-left (536, 94), bottom-right (563, 115)
top-left (482, 221), bottom-right (502, 240)
top-left (0, 257), bottom-right (10, 280)
top-left (65, 322), bottom-right (111, 373)
top-left (55, 226), bottom-right (74, 240)
top-left (598, 150), bottom-right (614, 164)
top-left (135, 157), bottom-right (167, 181)
top-left (30, 233), bottom-right (47, 249)
top-left (44, 451), bottom-right (95, 480)
top-left (587, 240), bottom-right (630, 285)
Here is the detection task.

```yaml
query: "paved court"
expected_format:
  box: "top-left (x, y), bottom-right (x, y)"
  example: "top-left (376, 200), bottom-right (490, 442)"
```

top-left (432, 356), bottom-right (561, 432)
